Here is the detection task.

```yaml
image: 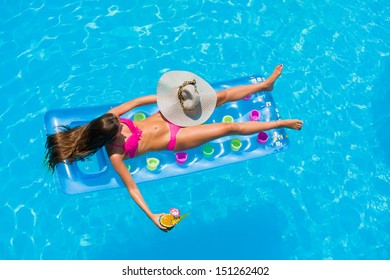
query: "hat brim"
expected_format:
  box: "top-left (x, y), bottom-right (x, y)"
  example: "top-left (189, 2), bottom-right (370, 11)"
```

top-left (157, 71), bottom-right (217, 127)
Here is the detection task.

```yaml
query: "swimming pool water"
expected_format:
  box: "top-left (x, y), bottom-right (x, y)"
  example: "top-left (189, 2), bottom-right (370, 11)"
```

top-left (0, 0), bottom-right (389, 260)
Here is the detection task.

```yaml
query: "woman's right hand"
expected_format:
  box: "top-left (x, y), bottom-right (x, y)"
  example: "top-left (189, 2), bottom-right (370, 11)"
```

top-left (109, 157), bottom-right (170, 233)
top-left (151, 213), bottom-right (169, 232)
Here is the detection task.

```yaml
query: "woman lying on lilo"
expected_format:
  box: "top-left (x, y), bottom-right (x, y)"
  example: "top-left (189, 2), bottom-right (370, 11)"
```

top-left (45, 64), bottom-right (303, 231)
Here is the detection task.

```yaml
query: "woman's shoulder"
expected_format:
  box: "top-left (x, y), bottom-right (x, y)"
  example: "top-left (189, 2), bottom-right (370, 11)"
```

top-left (105, 143), bottom-right (125, 159)
top-left (106, 109), bottom-right (119, 117)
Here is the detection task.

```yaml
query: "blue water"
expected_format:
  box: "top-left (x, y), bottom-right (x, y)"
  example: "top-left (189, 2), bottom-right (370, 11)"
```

top-left (0, 0), bottom-right (389, 260)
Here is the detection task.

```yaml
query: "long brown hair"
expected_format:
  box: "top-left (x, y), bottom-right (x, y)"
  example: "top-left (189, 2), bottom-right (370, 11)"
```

top-left (44, 113), bottom-right (120, 171)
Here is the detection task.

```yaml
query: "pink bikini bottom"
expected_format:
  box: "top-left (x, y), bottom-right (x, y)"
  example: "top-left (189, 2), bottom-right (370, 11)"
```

top-left (167, 121), bottom-right (182, 151)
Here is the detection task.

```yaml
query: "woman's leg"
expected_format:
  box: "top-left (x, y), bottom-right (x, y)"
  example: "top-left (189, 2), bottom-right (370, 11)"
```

top-left (174, 118), bottom-right (303, 151)
top-left (216, 64), bottom-right (283, 107)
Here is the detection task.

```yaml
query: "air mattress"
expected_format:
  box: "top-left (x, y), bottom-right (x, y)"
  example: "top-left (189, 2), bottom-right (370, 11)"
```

top-left (44, 75), bottom-right (290, 194)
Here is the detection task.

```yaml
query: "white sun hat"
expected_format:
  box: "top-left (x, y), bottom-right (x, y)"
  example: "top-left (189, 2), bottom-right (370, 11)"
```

top-left (157, 71), bottom-right (217, 127)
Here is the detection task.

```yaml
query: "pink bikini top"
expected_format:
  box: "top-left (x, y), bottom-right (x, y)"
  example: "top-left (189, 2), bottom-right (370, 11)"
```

top-left (111, 118), bottom-right (142, 158)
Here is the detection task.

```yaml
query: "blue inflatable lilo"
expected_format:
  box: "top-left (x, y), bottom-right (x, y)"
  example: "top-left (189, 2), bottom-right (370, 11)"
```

top-left (44, 75), bottom-right (290, 194)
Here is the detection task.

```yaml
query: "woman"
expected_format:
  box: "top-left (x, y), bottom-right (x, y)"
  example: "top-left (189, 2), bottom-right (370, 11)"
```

top-left (45, 65), bottom-right (303, 231)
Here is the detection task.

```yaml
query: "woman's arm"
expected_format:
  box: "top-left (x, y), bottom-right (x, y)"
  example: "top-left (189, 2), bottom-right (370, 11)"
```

top-left (109, 153), bottom-right (167, 231)
top-left (107, 95), bottom-right (157, 117)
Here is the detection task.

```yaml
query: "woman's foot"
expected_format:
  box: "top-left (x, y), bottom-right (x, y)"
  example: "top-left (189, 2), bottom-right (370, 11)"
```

top-left (262, 64), bottom-right (283, 91)
top-left (276, 119), bottom-right (303, 130)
